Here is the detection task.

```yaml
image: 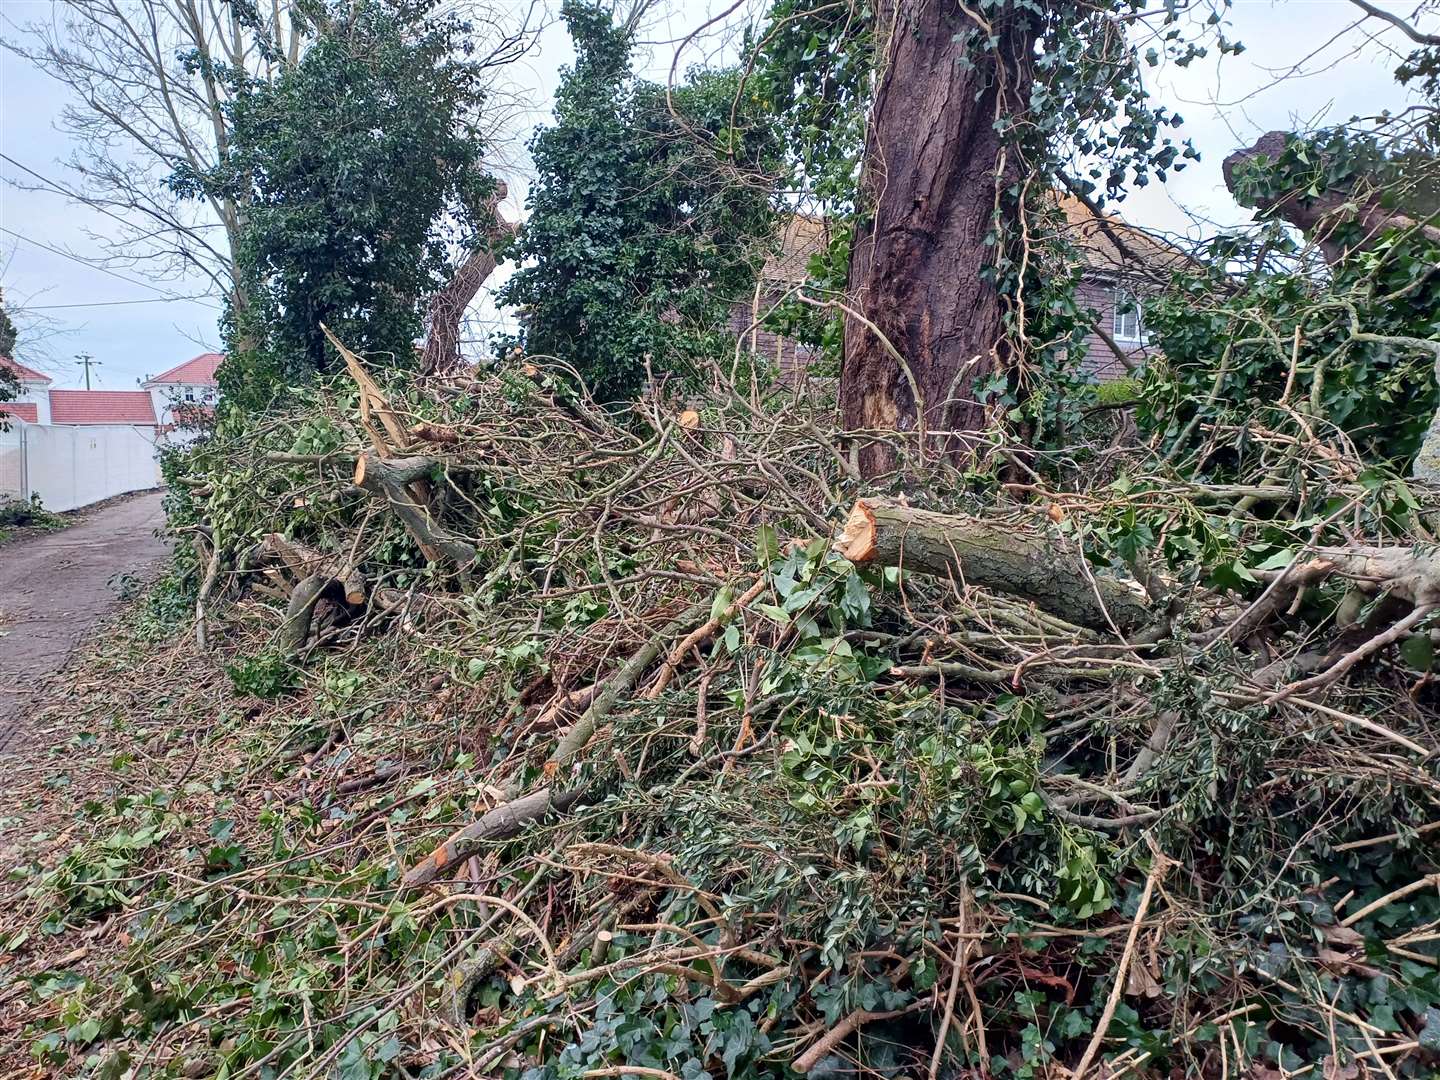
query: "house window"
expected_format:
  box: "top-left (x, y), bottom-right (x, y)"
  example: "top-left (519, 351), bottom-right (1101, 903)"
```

top-left (1113, 288), bottom-right (1146, 343)
top-left (184, 387), bottom-right (196, 402)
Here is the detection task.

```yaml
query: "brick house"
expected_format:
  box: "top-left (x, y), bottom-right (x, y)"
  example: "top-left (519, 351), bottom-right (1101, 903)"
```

top-left (731, 197), bottom-right (1188, 383)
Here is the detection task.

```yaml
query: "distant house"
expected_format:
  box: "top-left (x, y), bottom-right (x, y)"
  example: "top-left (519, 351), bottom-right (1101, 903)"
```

top-left (0, 356), bottom-right (54, 424)
top-left (733, 197), bottom-right (1188, 383)
top-left (141, 352), bottom-right (222, 430)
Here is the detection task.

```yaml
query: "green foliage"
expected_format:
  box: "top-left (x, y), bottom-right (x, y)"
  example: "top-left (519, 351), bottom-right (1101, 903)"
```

top-left (498, 2), bottom-right (779, 403)
top-left (0, 493), bottom-right (64, 532)
top-left (225, 649), bottom-right (297, 698)
top-left (177, 0), bottom-right (493, 414)
top-left (1140, 129), bottom-right (1440, 469)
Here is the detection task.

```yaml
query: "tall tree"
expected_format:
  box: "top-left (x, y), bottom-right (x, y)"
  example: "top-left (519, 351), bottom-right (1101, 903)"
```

top-left (840, 2), bottom-right (1037, 471)
top-left (6, 0), bottom-right (315, 308)
top-left (500, 1), bottom-right (779, 403)
top-left (0, 289), bottom-right (18, 402)
top-left (6, 0), bottom-right (535, 329)
top-left (188, 0), bottom-right (500, 412)
top-left (755, 0), bottom-right (1224, 474)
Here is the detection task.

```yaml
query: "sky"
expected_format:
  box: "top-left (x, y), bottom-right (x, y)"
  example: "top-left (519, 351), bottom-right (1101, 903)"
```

top-left (0, 0), bottom-right (1433, 391)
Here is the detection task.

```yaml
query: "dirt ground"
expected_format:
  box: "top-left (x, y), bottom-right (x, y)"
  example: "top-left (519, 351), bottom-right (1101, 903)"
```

top-left (0, 491), bottom-right (170, 751)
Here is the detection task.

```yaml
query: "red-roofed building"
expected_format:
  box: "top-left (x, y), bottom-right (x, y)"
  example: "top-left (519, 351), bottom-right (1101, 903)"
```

top-left (0, 402), bottom-right (39, 424)
top-left (142, 352), bottom-right (222, 430)
top-left (2, 356), bottom-right (55, 424)
top-left (48, 389), bottom-right (158, 426)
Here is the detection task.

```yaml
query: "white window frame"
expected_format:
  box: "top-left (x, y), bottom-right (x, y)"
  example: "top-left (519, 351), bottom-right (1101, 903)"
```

top-left (1112, 286), bottom-right (1147, 344)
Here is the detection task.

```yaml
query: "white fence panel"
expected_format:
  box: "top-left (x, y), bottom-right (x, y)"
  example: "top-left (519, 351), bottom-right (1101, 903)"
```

top-left (0, 423), bottom-right (22, 501)
top-left (0, 422), bottom-right (162, 513)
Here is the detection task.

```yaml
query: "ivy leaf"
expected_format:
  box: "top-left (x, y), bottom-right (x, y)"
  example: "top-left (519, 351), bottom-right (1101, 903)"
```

top-left (1401, 634), bottom-right (1433, 672)
top-left (1419, 1008), bottom-right (1440, 1051)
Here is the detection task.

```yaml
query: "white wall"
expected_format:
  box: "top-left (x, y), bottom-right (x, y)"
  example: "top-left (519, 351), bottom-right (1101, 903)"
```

top-left (12, 382), bottom-right (51, 424)
top-left (147, 383), bottom-right (217, 428)
top-left (0, 422), bottom-right (23, 501)
top-left (0, 422), bottom-right (162, 513)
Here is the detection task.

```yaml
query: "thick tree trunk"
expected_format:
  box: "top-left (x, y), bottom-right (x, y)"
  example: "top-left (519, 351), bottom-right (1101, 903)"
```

top-left (835, 498), bottom-right (1152, 631)
top-left (840, 1), bottom-right (1037, 476)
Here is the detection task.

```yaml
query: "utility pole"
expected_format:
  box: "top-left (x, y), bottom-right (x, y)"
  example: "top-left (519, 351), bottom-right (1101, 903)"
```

top-left (75, 353), bottom-right (100, 390)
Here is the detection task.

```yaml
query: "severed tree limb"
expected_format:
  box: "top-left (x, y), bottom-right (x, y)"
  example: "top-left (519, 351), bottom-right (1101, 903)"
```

top-left (1267, 603), bottom-right (1437, 705)
top-left (643, 580), bottom-right (766, 699)
top-left (353, 451), bottom-right (478, 568)
top-left (1071, 845), bottom-right (1174, 1079)
top-left (281, 572), bottom-right (335, 655)
top-left (422, 184), bottom-right (516, 375)
top-left (792, 999), bottom-right (932, 1074)
top-left (549, 602), bottom-right (710, 767)
top-left (402, 787), bottom-right (584, 890)
top-left (834, 498), bottom-right (1152, 631)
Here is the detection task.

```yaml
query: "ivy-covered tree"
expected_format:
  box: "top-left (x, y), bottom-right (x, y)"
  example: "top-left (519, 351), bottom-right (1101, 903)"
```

top-left (499, 2), bottom-right (779, 404)
top-left (753, 0), bottom-right (1229, 474)
top-left (1140, 127), bottom-right (1440, 477)
top-left (183, 0), bottom-right (496, 414)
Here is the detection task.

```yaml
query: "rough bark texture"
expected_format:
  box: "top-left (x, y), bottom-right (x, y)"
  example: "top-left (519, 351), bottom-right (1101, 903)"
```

top-left (421, 185), bottom-right (515, 375)
top-left (840, 1), bottom-right (1037, 476)
top-left (835, 498), bottom-right (1152, 631)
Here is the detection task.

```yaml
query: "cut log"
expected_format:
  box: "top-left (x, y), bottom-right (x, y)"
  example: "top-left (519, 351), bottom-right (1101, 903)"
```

top-left (834, 498), bottom-right (1151, 632)
top-left (353, 451), bottom-right (477, 568)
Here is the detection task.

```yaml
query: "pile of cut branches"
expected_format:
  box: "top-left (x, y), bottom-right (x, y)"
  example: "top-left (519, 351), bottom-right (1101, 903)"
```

top-left (4, 344), bottom-right (1440, 1080)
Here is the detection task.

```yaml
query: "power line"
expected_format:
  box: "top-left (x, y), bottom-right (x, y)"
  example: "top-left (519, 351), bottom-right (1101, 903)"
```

top-left (0, 226), bottom-right (221, 309)
top-left (27, 295), bottom-right (215, 310)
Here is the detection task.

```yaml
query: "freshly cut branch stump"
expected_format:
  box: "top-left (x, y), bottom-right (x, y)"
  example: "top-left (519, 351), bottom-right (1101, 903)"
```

top-left (835, 498), bottom-right (1151, 632)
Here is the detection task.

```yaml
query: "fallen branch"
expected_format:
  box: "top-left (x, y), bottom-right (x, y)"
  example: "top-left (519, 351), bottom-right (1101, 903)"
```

top-left (835, 498), bottom-right (1152, 631)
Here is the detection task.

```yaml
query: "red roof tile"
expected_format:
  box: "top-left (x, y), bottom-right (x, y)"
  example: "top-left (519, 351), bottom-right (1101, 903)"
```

top-left (0, 401), bottom-right (38, 423)
top-left (0, 356), bottom-right (53, 384)
top-left (144, 352), bottom-right (223, 386)
top-left (48, 390), bottom-right (157, 426)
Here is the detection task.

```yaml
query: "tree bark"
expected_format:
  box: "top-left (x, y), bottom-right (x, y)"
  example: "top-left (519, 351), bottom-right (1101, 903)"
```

top-left (1222, 131), bottom-right (1440, 264)
top-left (840, 1), bottom-right (1037, 476)
top-left (421, 186), bottom-right (515, 375)
top-left (834, 498), bottom-right (1152, 632)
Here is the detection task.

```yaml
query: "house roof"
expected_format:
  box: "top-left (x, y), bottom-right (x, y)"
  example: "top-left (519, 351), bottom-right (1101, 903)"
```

top-left (143, 351), bottom-right (223, 387)
top-left (762, 197), bottom-right (1192, 287)
top-left (762, 215), bottom-right (830, 285)
top-left (0, 401), bottom-right (38, 423)
top-left (48, 390), bottom-right (158, 426)
top-left (1055, 194), bottom-right (1194, 277)
top-left (0, 356), bottom-right (54, 385)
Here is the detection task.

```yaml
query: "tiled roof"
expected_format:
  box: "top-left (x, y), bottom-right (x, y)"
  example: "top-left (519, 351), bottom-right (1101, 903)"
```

top-left (144, 351), bottom-right (223, 387)
top-left (0, 356), bottom-right (53, 384)
top-left (48, 390), bottom-right (157, 425)
top-left (761, 215), bottom-right (830, 285)
top-left (1055, 194), bottom-right (1194, 276)
top-left (0, 401), bottom-right (38, 423)
top-left (765, 198), bottom-right (1192, 286)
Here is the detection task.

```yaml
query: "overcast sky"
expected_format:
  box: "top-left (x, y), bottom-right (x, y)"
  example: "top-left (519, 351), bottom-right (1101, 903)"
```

top-left (0, 0), bottom-right (1433, 390)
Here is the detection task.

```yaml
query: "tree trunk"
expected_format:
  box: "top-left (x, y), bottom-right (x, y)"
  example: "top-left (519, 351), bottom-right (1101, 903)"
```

top-left (421, 186), bottom-right (514, 375)
top-left (840, 1), bottom-right (1037, 476)
top-left (835, 498), bottom-right (1152, 632)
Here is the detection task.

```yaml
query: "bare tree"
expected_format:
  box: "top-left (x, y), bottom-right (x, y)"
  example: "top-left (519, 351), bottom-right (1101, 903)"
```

top-left (4, 0), bottom-right (543, 328)
top-left (3, 1), bottom-right (318, 311)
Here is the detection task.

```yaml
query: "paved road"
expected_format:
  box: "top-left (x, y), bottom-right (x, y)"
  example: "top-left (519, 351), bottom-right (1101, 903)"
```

top-left (0, 491), bottom-right (169, 749)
